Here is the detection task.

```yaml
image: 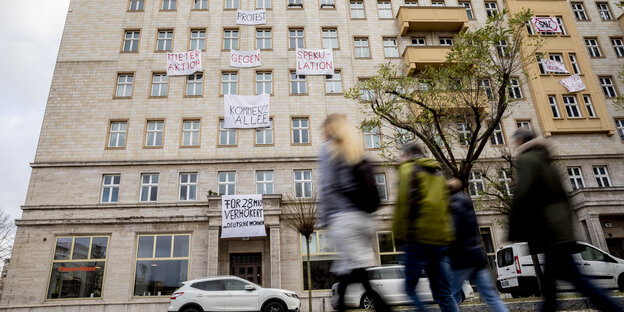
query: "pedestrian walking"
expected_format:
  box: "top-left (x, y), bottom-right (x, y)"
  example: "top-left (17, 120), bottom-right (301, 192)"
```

top-left (393, 142), bottom-right (458, 312)
top-left (317, 113), bottom-right (390, 312)
top-left (447, 178), bottom-right (508, 312)
top-left (509, 128), bottom-right (623, 312)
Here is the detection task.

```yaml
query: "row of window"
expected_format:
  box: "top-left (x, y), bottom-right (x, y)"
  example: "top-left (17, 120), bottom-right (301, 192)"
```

top-left (567, 165), bottom-right (614, 190)
top-left (99, 170), bottom-right (388, 203)
top-left (571, 1), bottom-right (620, 22)
top-left (582, 37), bottom-right (624, 59)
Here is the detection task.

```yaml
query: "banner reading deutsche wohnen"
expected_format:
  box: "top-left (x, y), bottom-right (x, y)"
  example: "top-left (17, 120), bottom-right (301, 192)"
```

top-left (224, 94), bottom-right (271, 129)
top-left (167, 50), bottom-right (202, 76)
top-left (221, 194), bottom-right (266, 238)
top-left (296, 49), bottom-right (334, 75)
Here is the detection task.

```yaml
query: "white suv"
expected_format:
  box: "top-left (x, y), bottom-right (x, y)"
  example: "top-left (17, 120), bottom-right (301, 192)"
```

top-left (168, 276), bottom-right (300, 312)
top-left (496, 242), bottom-right (624, 298)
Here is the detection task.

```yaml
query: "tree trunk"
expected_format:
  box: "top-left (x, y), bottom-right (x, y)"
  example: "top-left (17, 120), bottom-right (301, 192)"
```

top-left (306, 238), bottom-right (312, 312)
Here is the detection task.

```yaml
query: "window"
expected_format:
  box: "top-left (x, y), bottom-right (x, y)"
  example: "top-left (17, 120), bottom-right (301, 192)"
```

top-left (440, 37), bottom-right (453, 46)
top-left (597, 3), bottom-right (613, 20)
top-left (290, 71), bottom-right (307, 94)
top-left (140, 173), bottom-right (159, 202)
top-left (359, 79), bottom-right (374, 101)
top-left (458, 2), bottom-right (474, 19)
top-left (47, 236), bottom-right (108, 299)
top-left (468, 171), bottom-right (484, 197)
top-left (496, 40), bottom-right (509, 57)
top-left (583, 95), bottom-right (596, 117)
top-left (301, 231), bottom-right (338, 289)
top-left (182, 120), bottom-right (200, 146)
top-left (256, 171), bottom-right (274, 194)
top-left (585, 39), bottom-right (602, 57)
top-left (294, 170), bottom-right (312, 198)
top-left (221, 72), bottom-right (238, 95)
top-left (377, 231), bottom-right (402, 264)
top-left (571, 2), bottom-right (588, 21)
top-left (364, 125), bottom-right (381, 149)
top-left (525, 21), bottom-right (535, 35)
top-left (569, 53), bottom-right (581, 74)
top-left (555, 17), bottom-right (567, 35)
top-left (600, 76), bottom-right (618, 97)
top-left (322, 28), bottom-right (338, 50)
top-left (292, 117), bottom-right (310, 144)
top-left (350, 1), bottom-right (365, 18)
top-left (186, 73), bottom-right (203, 96)
top-left (256, 29), bottom-right (272, 50)
top-left (288, 28), bottom-right (305, 49)
top-left (116, 74), bottom-right (133, 97)
top-left (480, 79), bottom-right (493, 100)
top-left (256, 119), bottom-right (273, 144)
top-left (457, 123), bottom-right (471, 145)
top-left (162, 0), bottom-right (176, 10)
top-left (567, 167), bottom-right (585, 190)
top-left (549, 53), bottom-right (564, 64)
top-left (223, 30), bottom-right (239, 50)
top-left (101, 175), bottom-right (121, 203)
top-left (484, 2), bottom-right (498, 17)
top-left (536, 54), bottom-right (545, 75)
top-left (134, 235), bottom-right (190, 296)
top-left (219, 120), bottom-right (237, 146)
top-left (480, 227), bottom-right (497, 270)
top-left (190, 30), bottom-right (206, 50)
top-left (325, 71), bottom-right (342, 93)
top-left (354, 38), bottom-right (370, 58)
top-left (145, 121), bottom-right (164, 147)
top-left (378, 1), bottom-right (392, 18)
top-left (288, 0), bottom-right (303, 8)
top-left (123, 31), bottom-right (140, 52)
top-left (108, 121), bottom-right (127, 148)
top-left (490, 123), bottom-right (505, 145)
top-left (593, 166), bottom-right (612, 187)
top-left (548, 95), bottom-right (561, 118)
top-left (375, 174), bottom-right (388, 201)
top-left (431, 1), bottom-right (444, 6)
top-left (396, 126), bottom-right (415, 146)
top-left (383, 38), bottom-right (399, 57)
top-left (320, 0), bottom-right (334, 8)
top-left (411, 37), bottom-right (426, 46)
top-left (257, 0), bottom-right (271, 8)
top-left (179, 173), bottom-right (198, 201)
top-left (405, 0), bottom-right (418, 6)
top-left (218, 172), bottom-right (236, 195)
top-left (225, 0), bottom-right (240, 9)
top-left (508, 78), bottom-right (522, 99)
top-left (516, 120), bottom-right (532, 129)
top-left (157, 30), bottom-right (173, 51)
top-left (256, 71), bottom-right (272, 94)
top-left (611, 38), bottom-right (624, 57)
top-left (498, 170), bottom-right (511, 196)
top-left (129, 0), bottom-right (144, 10)
top-left (616, 119), bottom-right (624, 142)
top-left (151, 73), bottom-right (168, 97)
top-left (194, 0), bottom-right (208, 9)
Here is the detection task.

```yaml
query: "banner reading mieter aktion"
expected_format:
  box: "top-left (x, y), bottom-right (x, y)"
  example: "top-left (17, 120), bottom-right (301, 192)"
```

top-left (221, 194), bottom-right (267, 238)
top-left (166, 50), bottom-right (202, 76)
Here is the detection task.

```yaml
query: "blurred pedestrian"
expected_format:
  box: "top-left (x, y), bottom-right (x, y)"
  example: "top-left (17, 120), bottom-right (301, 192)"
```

top-left (509, 128), bottom-right (623, 312)
top-left (393, 142), bottom-right (458, 312)
top-left (318, 114), bottom-right (390, 312)
top-left (447, 178), bottom-right (508, 312)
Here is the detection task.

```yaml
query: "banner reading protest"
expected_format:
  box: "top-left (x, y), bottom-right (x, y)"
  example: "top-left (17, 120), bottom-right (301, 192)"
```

top-left (221, 194), bottom-right (266, 238)
top-left (531, 17), bottom-right (561, 33)
top-left (560, 75), bottom-right (586, 92)
top-left (230, 50), bottom-right (261, 68)
top-left (236, 9), bottom-right (266, 25)
top-left (296, 49), bottom-right (334, 75)
top-left (541, 59), bottom-right (569, 74)
top-left (224, 94), bottom-right (271, 129)
top-left (167, 50), bottom-right (202, 76)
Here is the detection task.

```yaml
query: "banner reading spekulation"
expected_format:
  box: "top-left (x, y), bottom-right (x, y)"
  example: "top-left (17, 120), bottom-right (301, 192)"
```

top-left (560, 75), bottom-right (586, 92)
top-left (236, 9), bottom-right (266, 25)
top-left (296, 49), bottom-right (334, 75)
top-left (230, 50), bottom-right (262, 68)
top-left (167, 50), bottom-right (202, 76)
top-left (224, 94), bottom-right (271, 129)
top-left (221, 194), bottom-right (266, 238)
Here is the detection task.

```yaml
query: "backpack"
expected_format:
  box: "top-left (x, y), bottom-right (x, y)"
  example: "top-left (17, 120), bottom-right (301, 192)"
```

top-left (343, 158), bottom-right (381, 213)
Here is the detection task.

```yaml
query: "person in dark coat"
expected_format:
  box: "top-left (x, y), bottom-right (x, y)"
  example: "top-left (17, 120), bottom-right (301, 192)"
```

top-left (508, 128), bottom-right (623, 312)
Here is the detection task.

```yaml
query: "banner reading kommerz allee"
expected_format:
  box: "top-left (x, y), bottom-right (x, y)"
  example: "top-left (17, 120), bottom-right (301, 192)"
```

top-left (167, 50), bottom-right (202, 76)
top-left (224, 94), bottom-right (271, 129)
top-left (296, 49), bottom-right (334, 75)
top-left (236, 9), bottom-right (266, 25)
top-left (221, 194), bottom-right (266, 238)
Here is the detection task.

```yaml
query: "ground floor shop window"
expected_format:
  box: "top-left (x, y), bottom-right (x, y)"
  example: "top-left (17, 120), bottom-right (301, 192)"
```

top-left (301, 231), bottom-right (337, 290)
top-left (134, 234), bottom-right (190, 296)
top-left (47, 236), bottom-right (109, 299)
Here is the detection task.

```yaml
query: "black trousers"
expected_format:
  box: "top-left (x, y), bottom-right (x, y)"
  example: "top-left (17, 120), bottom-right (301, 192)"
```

top-left (337, 268), bottom-right (391, 312)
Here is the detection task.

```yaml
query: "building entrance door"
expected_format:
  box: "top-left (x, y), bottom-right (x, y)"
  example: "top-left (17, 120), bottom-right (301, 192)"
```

top-left (230, 253), bottom-right (262, 285)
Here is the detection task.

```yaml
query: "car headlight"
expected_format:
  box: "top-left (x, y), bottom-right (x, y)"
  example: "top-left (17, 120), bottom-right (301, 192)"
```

top-left (284, 292), bottom-right (299, 299)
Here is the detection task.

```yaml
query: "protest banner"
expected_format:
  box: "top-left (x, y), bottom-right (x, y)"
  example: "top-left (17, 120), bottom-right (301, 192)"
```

top-left (224, 94), bottom-right (271, 129)
top-left (296, 49), bottom-right (334, 75)
top-left (166, 50), bottom-right (202, 76)
top-left (531, 17), bottom-right (561, 33)
top-left (560, 75), bottom-right (586, 92)
top-left (236, 9), bottom-right (266, 25)
top-left (542, 59), bottom-right (569, 74)
top-left (221, 194), bottom-right (266, 238)
top-left (230, 50), bottom-right (261, 68)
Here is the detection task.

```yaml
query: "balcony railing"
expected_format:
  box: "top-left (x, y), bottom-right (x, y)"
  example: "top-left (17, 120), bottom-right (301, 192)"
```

top-left (397, 6), bottom-right (469, 35)
top-left (403, 45), bottom-right (453, 75)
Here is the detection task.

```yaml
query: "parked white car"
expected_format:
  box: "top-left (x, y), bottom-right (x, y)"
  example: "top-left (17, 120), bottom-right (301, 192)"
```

top-left (168, 276), bottom-right (300, 312)
top-left (330, 265), bottom-right (474, 309)
top-left (496, 242), bottom-right (624, 298)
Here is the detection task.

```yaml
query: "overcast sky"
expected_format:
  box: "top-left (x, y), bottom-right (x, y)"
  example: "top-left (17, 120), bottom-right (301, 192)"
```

top-left (0, 1), bottom-right (71, 221)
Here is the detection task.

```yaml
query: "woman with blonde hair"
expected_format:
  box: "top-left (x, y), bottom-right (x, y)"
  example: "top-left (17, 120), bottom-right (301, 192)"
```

top-left (318, 113), bottom-right (389, 312)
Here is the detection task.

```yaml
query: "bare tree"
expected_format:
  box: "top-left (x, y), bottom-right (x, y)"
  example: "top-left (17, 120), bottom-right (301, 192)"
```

top-left (0, 209), bottom-right (15, 262)
top-left (477, 148), bottom-right (515, 214)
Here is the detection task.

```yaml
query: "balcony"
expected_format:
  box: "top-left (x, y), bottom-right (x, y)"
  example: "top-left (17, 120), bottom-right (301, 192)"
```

top-left (397, 6), bottom-right (469, 35)
top-left (403, 45), bottom-right (452, 75)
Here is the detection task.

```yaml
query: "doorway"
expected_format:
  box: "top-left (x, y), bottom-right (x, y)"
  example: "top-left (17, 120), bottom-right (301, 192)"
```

top-left (230, 253), bottom-right (262, 285)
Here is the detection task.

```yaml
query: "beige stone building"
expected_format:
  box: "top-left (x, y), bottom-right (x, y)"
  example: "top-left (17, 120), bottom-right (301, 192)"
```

top-left (1, 0), bottom-right (624, 311)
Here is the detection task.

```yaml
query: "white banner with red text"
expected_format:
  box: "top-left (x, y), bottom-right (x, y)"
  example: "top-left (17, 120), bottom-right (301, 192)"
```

top-left (560, 75), bottom-right (586, 92)
top-left (221, 194), bottom-right (266, 238)
top-left (224, 94), bottom-right (271, 129)
top-left (542, 59), bottom-right (569, 74)
top-left (531, 17), bottom-right (562, 33)
top-left (166, 50), bottom-right (202, 76)
top-left (296, 49), bottom-right (334, 75)
top-left (230, 50), bottom-right (262, 68)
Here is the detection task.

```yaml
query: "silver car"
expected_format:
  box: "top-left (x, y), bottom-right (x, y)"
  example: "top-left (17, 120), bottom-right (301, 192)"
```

top-left (330, 265), bottom-right (474, 309)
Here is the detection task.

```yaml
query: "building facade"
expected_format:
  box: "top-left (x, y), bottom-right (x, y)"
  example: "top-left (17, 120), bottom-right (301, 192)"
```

top-left (1, 0), bottom-right (624, 311)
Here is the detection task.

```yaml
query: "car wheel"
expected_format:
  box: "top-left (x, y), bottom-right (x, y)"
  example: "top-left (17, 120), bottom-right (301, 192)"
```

top-left (263, 301), bottom-right (286, 312)
top-left (618, 273), bottom-right (624, 292)
top-left (360, 293), bottom-right (374, 309)
top-left (181, 306), bottom-right (203, 312)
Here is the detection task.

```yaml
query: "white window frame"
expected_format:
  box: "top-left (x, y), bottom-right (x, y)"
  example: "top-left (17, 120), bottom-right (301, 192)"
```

top-left (431, 1), bottom-right (444, 6)
top-left (325, 71), bottom-right (343, 94)
top-left (567, 167), bottom-right (585, 190)
top-left (322, 28), bottom-right (338, 50)
top-left (257, 0), bottom-right (272, 8)
top-left (611, 38), bottom-right (624, 57)
top-left (145, 121), bottom-right (164, 147)
top-left (123, 31), bottom-right (140, 52)
top-left (116, 74), bottom-right (133, 97)
top-left (571, 2), bottom-right (588, 21)
top-left (354, 38), bottom-right (370, 58)
top-left (600, 76), bottom-right (617, 98)
top-left (256, 119), bottom-right (273, 145)
top-left (182, 120), bottom-right (200, 146)
top-left (411, 37), bottom-right (426, 46)
top-left (555, 17), bottom-right (567, 35)
top-left (108, 121), bottom-right (127, 148)
top-left (458, 123), bottom-right (471, 145)
top-left (221, 72), bottom-right (238, 95)
top-left (320, 0), bottom-right (335, 8)
top-left (219, 120), bottom-right (237, 146)
top-left (597, 3), bottom-right (613, 20)
top-left (616, 119), bottom-right (624, 142)
top-left (256, 71), bottom-right (272, 95)
top-left (563, 95), bottom-right (582, 118)
top-left (378, 1), bottom-right (393, 18)
top-left (516, 120), bottom-right (531, 129)
top-left (375, 173), bottom-right (388, 201)
top-left (292, 118), bottom-right (310, 144)
top-left (569, 53), bottom-right (581, 74)
top-left (468, 171), bottom-right (484, 197)
top-left (157, 30), bottom-right (173, 51)
top-left (496, 40), bottom-right (509, 57)
top-left (490, 123), bottom-right (505, 145)
top-left (440, 37), bottom-right (454, 46)
top-left (364, 126), bottom-right (381, 149)
top-left (404, 0), bottom-right (418, 5)
top-left (383, 38), bottom-right (399, 58)
top-left (256, 29), bottom-right (272, 50)
top-left (218, 172), bottom-right (236, 195)
top-left (583, 95), bottom-right (596, 118)
top-left (548, 95), bottom-right (561, 118)
top-left (129, 0), bottom-right (144, 10)
top-left (101, 174), bottom-right (121, 203)
top-left (485, 1), bottom-right (498, 17)
top-left (194, 0), bottom-right (208, 9)
top-left (593, 166), bottom-right (612, 187)
top-left (288, 0), bottom-right (303, 8)
top-left (288, 28), bottom-right (305, 49)
top-left (140, 173), bottom-right (159, 202)
top-left (226, 0), bottom-right (240, 9)
top-left (508, 78), bottom-right (522, 99)
top-left (458, 2), bottom-right (474, 19)
top-left (294, 170), bottom-right (312, 198)
top-left (585, 39), bottom-right (602, 58)
top-left (290, 71), bottom-right (307, 94)
top-left (498, 170), bottom-right (511, 196)
top-left (162, 0), bottom-right (176, 10)
top-left (190, 30), bottom-right (206, 50)
top-left (179, 172), bottom-right (198, 201)
top-left (256, 170), bottom-right (275, 195)
top-left (480, 79), bottom-right (493, 100)
top-left (186, 73), bottom-right (203, 96)
top-left (223, 30), bottom-right (239, 50)
top-left (350, 0), bottom-right (365, 18)
top-left (151, 73), bottom-right (168, 97)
